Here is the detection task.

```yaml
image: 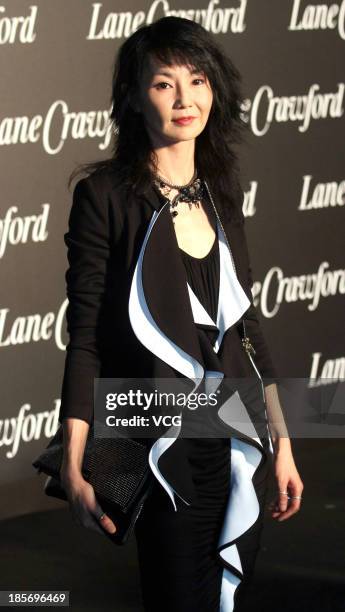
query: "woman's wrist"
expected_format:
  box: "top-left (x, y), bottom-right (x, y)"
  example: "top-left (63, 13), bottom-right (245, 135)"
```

top-left (272, 435), bottom-right (292, 455)
top-left (60, 461), bottom-right (84, 484)
top-left (61, 417), bottom-right (89, 483)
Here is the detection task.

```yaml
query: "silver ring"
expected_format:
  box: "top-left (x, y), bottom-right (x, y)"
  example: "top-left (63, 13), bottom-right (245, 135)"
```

top-left (98, 512), bottom-right (106, 521)
top-left (279, 491), bottom-right (302, 501)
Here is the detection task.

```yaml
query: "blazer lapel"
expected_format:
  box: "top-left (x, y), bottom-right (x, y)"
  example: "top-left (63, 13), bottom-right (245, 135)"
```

top-left (130, 180), bottom-right (251, 371)
top-left (128, 180), bottom-right (255, 510)
top-left (129, 191), bottom-right (207, 382)
top-left (181, 219), bottom-right (251, 353)
top-left (128, 192), bottom-right (206, 508)
top-left (214, 219), bottom-right (251, 350)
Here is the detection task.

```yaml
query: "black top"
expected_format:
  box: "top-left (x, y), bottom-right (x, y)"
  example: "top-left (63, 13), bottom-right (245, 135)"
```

top-left (179, 237), bottom-right (220, 323)
top-left (178, 198), bottom-right (220, 323)
top-left (177, 202), bottom-right (226, 446)
top-left (59, 171), bottom-right (279, 433)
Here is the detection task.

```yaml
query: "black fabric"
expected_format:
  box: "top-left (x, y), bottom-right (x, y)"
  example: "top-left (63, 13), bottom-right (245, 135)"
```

top-left (135, 234), bottom-right (229, 611)
top-left (59, 169), bottom-right (279, 426)
top-left (134, 439), bottom-right (230, 612)
top-left (179, 198), bottom-right (219, 324)
top-left (58, 169), bottom-right (277, 608)
top-left (180, 235), bottom-right (219, 323)
top-left (134, 215), bottom-right (269, 611)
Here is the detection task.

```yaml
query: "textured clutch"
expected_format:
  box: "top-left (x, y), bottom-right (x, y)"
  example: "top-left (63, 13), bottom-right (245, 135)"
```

top-left (32, 424), bottom-right (154, 545)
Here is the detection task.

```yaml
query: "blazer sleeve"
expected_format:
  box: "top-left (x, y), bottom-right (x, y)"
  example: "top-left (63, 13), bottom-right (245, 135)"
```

top-left (240, 211), bottom-right (279, 386)
top-left (59, 176), bottom-right (111, 425)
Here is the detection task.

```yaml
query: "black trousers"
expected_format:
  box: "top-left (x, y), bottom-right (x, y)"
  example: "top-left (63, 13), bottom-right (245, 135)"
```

top-left (134, 437), bottom-right (270, 612)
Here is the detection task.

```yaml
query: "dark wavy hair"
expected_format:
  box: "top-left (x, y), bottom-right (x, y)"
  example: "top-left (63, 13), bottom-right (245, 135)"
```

top-left (68, 16), bottom-right (249, 222)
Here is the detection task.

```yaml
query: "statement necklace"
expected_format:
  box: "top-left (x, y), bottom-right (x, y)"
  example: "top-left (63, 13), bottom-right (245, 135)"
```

top-left (152, 169), bottom-right (206, 221)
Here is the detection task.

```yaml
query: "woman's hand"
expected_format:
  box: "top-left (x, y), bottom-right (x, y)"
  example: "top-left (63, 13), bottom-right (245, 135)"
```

top-left (267, 443), bottom-right (304, 522)
top-left (61, 468), bottom-right (117, 536)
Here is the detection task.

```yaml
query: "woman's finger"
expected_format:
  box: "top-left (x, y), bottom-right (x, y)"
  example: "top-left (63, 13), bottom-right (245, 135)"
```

top-left (97, 512), bottom-right (117, 535)
top-left (91, 501), bottom-right (117, 535)
top-left (269, 480), bottom-right (304, 520)
top-left (277, 481), bottom-right (304, 521)
top-left (277, 488), bottom-right (289, 512)
top-left (81, 508), bottom-right (106, 535)
top-left (277, 496), bottom-right (302, 521)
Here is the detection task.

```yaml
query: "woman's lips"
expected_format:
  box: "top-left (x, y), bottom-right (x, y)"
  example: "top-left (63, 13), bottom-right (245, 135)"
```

top-left (172, 117), bottom-right (196, 125)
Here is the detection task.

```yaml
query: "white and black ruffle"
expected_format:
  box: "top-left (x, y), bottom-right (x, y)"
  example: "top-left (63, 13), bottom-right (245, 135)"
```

top-left (128, 198), bottom-right (274, 611)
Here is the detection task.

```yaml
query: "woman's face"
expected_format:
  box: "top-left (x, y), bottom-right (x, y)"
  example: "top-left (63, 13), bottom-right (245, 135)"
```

top-left (135, 55), bottom-right (213, 147)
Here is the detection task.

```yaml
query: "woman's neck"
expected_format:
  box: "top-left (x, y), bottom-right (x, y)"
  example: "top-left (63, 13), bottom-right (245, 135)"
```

top-left (149, 142), bottom-right (196, 186)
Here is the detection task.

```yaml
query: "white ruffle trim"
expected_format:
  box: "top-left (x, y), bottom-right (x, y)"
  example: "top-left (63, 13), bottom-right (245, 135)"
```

top-left (148, 387), bottom-right (272, 612)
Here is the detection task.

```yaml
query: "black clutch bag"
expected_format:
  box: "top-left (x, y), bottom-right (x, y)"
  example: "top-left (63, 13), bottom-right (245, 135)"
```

top-left (32, 424), bottom-right (155, 545)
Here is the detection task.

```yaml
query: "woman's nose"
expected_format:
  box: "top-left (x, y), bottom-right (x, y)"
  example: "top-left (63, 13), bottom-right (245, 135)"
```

top-left (174, 86), bottom-right (193, 107)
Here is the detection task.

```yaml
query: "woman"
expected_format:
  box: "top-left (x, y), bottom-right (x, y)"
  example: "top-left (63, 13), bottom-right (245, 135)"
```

top-left (59, 16), bottom-right (304, 612)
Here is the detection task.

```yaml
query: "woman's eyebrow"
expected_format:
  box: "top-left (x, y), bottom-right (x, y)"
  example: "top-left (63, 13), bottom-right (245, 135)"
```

top-left (153, 67), bottom-right (203, 77)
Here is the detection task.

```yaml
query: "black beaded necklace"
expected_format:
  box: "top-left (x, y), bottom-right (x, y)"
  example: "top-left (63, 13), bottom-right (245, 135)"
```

top-left (152, 169), bottom-right (206, 221)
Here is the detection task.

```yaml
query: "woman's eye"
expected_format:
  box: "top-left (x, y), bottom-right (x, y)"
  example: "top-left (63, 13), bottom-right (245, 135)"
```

top-left (154, 82), bottom-right (171, 90)
top-left (154, 78), bottom-right (205, 90)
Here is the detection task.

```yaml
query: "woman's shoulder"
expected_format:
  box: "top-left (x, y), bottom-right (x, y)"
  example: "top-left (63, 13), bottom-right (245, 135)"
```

top-left (70, 165), bottom-right (132, 232)
top-left (65, 165), bottom-right (131, 248)
top-left (75, 164), bottom-right (126, 199)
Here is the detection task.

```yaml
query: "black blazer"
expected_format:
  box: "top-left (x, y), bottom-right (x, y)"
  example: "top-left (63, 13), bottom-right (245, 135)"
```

top-left (59, 167), bottom-right (278, 430)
